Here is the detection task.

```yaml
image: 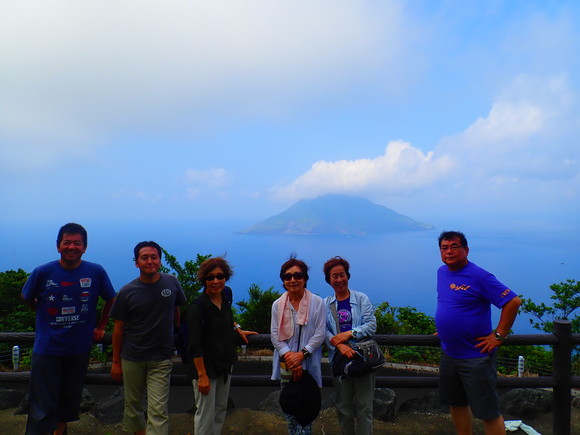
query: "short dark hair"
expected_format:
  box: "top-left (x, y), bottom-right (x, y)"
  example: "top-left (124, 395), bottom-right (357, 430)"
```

top-left (57, 223), bottom-right (87, 246)
top-left (133, 241), bottom-right (163, 261)
top-left (279, 257), bottom-right (309, 285)
top-left (438, 231), bottom-right (468, 248)
top-left (197, 257), bottom-right (233, 287)
top-left (323, 256), bottom-right (351, 284)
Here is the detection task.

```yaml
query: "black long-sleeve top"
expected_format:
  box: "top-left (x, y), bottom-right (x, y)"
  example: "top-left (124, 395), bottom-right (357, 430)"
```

top-left (187, 290), bottom-right (237, 381)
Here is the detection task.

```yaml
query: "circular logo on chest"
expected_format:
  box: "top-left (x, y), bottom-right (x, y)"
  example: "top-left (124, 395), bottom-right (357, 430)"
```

top-left (161, 288), bottom-right (172, 297)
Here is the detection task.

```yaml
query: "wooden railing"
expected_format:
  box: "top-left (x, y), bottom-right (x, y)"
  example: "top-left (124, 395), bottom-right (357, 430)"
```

top-left (1, 320), bottom-right (579, 435)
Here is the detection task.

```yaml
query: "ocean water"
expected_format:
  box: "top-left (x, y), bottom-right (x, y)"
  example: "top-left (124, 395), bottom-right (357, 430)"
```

top-left (2, 220), bottom-right (579, 334)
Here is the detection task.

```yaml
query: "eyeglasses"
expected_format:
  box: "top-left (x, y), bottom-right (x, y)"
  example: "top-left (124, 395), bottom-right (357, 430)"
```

top-left (282, 272), bottom-right (305, 281)
top-left (206, 273), bottom-right (226, 281)
top-left (439, 244), bottom-right (464, 252)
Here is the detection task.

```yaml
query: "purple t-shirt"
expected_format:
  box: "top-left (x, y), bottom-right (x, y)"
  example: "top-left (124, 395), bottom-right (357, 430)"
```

top-left (336, 297), bottom-right (352, 333)
top-left (22, 260), bottom-right (116, 355)
top-left (435, 261), bottom-right (517, 358)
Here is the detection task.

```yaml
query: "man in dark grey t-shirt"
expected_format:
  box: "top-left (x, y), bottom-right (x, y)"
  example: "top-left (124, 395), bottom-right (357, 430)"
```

top-left (110, 241), bottom-right (186, 435)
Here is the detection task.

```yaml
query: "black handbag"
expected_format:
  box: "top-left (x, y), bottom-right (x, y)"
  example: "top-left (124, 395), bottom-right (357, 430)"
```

top-left (279, 370), bottom-right (322, 427)
top-left (279, 326), bottom-right (322, 426)
top-left (354, 338), bottom-right (386, 369)
top-left (331, 350), bottom-right (372, 378)
top-left (330, 300), bottom-right (385, 379)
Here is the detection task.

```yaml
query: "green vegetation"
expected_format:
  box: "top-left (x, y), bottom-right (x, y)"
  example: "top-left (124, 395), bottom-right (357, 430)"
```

top-left (497, 344), bottom-right (553, 376)
top-left (0, 269), bottom-right (34, 332)
top-left (236, 284), bottom-right (281, 334)
top-left (519, 278), bottom-right (580, 368)
top-left (160, 250), bottom-right (281, 333)
top-left (160, 249), bottom-right (211, 307)
top-left (520, 279), bottom-right (580, 333)
top-left (0, 269), bottom-right (33, 369)
top-left (374, 302), bottom-right (440, 364)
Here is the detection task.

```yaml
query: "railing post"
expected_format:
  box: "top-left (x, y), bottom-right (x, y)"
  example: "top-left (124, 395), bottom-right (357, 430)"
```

top-left (12, 345), bottom-right (20, 371)
top-left (553, 319), bottom-right (572, 435)
top-left (517, 356), bottom-right (524, 377)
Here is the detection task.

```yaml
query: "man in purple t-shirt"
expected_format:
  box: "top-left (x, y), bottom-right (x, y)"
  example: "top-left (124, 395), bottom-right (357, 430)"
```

top-left (435, 231), bottom-right (521, 435)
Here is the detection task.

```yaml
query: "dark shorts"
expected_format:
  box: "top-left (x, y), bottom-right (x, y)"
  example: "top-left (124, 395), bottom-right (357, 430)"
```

top-left (25, 352), bottom-right (90, 435)
top-left (439, 351), bottom-right (500, 420)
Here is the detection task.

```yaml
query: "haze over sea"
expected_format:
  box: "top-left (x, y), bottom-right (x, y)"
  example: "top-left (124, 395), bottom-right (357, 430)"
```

top-left (3, 219), bottom-right (578, 335)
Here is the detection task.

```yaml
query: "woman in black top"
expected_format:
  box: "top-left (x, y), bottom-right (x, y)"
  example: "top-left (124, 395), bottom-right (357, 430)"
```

top-left (188, 257), bottom-right (257, 434)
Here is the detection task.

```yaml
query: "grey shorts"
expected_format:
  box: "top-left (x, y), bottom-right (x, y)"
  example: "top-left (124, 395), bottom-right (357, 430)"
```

top-left (439, 351), bottom-right (501, 420)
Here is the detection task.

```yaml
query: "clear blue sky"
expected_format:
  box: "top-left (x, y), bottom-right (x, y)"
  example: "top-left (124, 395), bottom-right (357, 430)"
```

top-left (1, 1), bottom-right (579, 232)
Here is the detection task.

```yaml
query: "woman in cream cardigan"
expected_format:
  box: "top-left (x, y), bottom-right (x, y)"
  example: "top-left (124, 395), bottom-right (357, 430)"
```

top-left (271, 257), bottom-right (326, 435)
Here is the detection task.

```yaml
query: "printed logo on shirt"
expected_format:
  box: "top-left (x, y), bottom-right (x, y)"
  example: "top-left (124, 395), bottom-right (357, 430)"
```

top-left (62, 307), bottom-right (76, 315)
top-left (81, 304), bottom-right (89, 313)
top-left (79, 291), bottom-right (90, 302)
top-left (62, 294), bottom-right (73, 302)
top-left (450, 283), bottom-right (471, 291)
top-left (47, 307), bottom-right (58, 316)
top-left (500, 289), bottom-right (511, 297)
top-left (337, 309), bottom-right (352, 325)
top-left (80, 278), bottom-right (92, 288)
top-left (61, 281), bottom-right (75, 287)
top-left (45, 280), bottom-right (59, 289)
top-left (161, 288), bottom-right (172, 297)
top-left (55, 315), bottom-right (80, 323)
top-left (47, 293), bottom-right (56, 303)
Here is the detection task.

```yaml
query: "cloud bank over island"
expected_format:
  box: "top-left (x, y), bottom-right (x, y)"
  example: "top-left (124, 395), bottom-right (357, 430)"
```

top-left (0, 1), bottom-right (578, 229)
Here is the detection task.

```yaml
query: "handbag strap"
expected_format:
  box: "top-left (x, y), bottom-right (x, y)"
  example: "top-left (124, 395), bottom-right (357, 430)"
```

top-left (296, 324), bottom-right (302, 352)
top-left (330, 301), bottom-right (341, 334)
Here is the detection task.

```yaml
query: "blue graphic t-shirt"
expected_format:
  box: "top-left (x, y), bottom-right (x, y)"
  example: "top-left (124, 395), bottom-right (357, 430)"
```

top-left (336, 297), bottom-right (353, 334)
top-left (22, 260), bottom-right (116, 355)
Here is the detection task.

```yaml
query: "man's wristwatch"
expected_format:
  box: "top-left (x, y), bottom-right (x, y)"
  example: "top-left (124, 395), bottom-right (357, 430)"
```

top-left (493, 330), bottom-right (507, 341)
top-left (301, 348), bottom-right (311, 359)
top-left (233, 323), bottom-right (242, 332)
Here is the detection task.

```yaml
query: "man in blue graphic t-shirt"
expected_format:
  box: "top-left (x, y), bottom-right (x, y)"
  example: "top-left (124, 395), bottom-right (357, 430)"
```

top-left (435, 231), bottom-right (521, 435)
top-left (21, 223), bottom-right (116, 435)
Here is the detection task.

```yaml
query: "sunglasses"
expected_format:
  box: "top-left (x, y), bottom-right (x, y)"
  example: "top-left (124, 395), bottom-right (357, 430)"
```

top-left (282, 272), bottom-right (305, 281)
top-left (206, 273), bottom-right (226, 281)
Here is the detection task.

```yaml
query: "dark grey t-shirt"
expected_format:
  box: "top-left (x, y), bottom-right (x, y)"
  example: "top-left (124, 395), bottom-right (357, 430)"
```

top-left (111, 273), bottom-right (186, 361)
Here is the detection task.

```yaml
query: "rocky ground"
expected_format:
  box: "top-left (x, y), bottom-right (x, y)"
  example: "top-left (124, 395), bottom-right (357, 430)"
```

top-left (2, 358), bottom-right (578, 434)
top-left (1, 405), bottom-right (578, 434)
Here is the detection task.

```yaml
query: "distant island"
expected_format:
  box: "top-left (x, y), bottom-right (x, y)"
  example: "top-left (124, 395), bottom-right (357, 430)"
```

top-left (239, 194), bottom-right (433, 236)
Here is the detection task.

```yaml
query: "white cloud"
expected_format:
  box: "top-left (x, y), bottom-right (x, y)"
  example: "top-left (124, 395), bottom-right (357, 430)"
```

top-left (113, 188), bottom-right (164, 203)
top-left (185, 168), bottom-right (230, 189)
top-left (439, 74), bottom-right (577, 180)
top-left (1, 2), bottom-right (579, 225)
top-left (0, 1), bottom-right (414, 173)
top-left (463, 73), bottom-right (572, 144)
top-left (462, 101), bottom-right (544, 143)
top-left (185, 188), bottom-right (200, 200)
top-left (274, 73), bottom-right (579, 207)
top-left (272, 140), bottom-right (454, 200)
top-left (0, 104), bottom-right (97, 172)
